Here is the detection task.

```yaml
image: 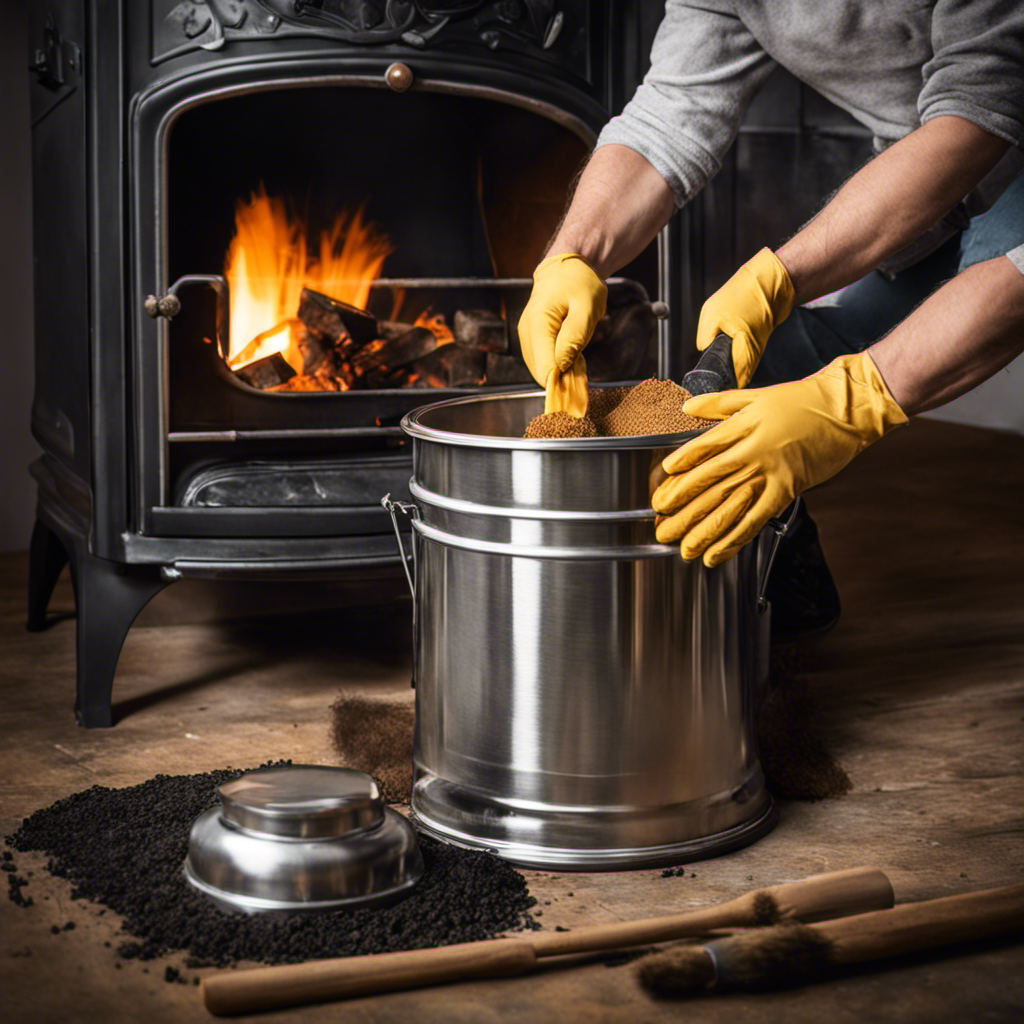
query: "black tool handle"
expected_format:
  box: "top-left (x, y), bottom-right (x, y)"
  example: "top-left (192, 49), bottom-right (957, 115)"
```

top-left (683, 333), bottom-right (738, 395)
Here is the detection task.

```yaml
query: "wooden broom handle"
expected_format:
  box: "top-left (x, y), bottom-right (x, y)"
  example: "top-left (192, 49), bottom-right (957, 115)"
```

top-left (202, 866), bottom-right (892, 1015)
top-left (815, 883), bottom-right (1024, 963)
top-left (203, 938), bottom-right (536, 1017)
top-left (529, 866), bottom-right (893, 956)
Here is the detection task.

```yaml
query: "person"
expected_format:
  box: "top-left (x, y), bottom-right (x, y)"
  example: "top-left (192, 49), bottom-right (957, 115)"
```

top-left (517, 1), bottom-right (1024, 636)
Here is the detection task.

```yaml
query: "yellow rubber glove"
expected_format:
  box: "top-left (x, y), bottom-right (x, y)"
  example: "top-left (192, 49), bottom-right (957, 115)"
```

top-left (543, 353), bottom-right (590, 417)
top-left (697, 247), bottom-right (796, 388)
top-left (651, 351), bottom-right (908, 567)
top-left (518, 253), bottom-right (607, 415)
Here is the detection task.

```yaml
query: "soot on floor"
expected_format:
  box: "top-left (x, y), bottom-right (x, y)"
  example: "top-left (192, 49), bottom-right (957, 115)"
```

top-left (5, 764), bottom-right (537, 968)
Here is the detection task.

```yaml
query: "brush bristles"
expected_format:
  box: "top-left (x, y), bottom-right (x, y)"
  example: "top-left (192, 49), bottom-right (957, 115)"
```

top-left (707, 923), bottom-right (833, 989)
top-left (636, 946), bottom-right (715, 995)
top-left (636, 924), bottom-right (835, 996)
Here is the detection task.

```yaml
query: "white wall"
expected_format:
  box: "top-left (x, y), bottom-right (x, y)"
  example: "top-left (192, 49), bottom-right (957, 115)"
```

top-left (0, 0), bottom-right (40, 552)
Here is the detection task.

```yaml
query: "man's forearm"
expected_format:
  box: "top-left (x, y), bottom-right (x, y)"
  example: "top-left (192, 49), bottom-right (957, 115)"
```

top-left (546, 145), bottom-right (677, 279)
top-left (869, 255), bottom-right (1024, 417)
top-left (777, 117), bottom-right (1010, 306)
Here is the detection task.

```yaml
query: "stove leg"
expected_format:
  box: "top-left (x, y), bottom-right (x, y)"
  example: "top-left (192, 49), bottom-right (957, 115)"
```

top-left (67, 550), bottom-right (170, 729)
top-left (26, 518), bottom-right (70, 631)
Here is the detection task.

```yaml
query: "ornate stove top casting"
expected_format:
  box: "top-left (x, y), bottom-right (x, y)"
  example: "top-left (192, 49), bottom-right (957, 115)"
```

top-left (154, 0), bottom-right (571, 64)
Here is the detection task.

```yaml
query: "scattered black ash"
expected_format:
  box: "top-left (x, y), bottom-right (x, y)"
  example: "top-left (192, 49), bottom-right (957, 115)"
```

top-left (6, 764), bottom-right (536, 968)
top-left (7, 872), bottom-right (33, 907)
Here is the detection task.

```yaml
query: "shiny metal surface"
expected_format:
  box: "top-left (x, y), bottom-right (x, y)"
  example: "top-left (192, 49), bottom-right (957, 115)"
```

top-left (218, 766), bottom-right (384, 839)
top-left (399, 393), bottom-right (776, 870)
top-left (184, 766), bottom-right (423, 913)
top-left (403, 389), bottom-right (704, 453)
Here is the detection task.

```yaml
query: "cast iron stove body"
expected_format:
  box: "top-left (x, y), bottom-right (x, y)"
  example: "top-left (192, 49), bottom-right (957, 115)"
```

top-left (26, 1), bottom-right (686, 726)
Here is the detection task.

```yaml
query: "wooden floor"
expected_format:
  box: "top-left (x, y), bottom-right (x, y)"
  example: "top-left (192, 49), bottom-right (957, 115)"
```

top-left (1, 418), bottom-right (1023, 1023)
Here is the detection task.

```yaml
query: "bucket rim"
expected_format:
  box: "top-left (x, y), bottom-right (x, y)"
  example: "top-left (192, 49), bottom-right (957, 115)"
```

top-left (400, 388), bottom-right (705, 451)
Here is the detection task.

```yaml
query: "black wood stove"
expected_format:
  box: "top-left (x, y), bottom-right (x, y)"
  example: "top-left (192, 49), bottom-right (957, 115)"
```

top-left (26, 1), bottom-right (692, 726)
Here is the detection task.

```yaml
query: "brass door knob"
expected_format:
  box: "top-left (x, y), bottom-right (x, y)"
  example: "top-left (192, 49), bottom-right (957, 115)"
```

top-left (385, 62), bottom-right (414, 92)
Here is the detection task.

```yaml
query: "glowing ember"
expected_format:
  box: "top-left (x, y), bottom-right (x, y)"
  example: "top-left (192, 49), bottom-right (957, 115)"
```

top-left (224, 185), bottom-right (393, 365)
top-left (413, 311), bottom-right (454, 346)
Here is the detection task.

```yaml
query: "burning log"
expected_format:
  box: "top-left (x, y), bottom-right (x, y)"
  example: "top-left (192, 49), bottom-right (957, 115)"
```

top-left (349, 326), bottom-right (438, 380)
top-left (584, 281), bottom-right (658, 381)
top-left (295, 326), bottom-right (335, 375)
top-left (298, 287), bottom-right (378, 350)
top-left (453, 309), bottom-right (508, 353)
top-left (233, 352), bottom-right (296, 390)
top-left (228, 319), bottom-right (305, 372)
top-left (378, 320), bottom-right (420, 342)
top-left (485, 352), bottom-right (534, 385)
top-left (227, 287), bottom-right (584, 392)
top-left (314, 346), bottom-right (353, 388)
top-left (400, 344), bottom-right (486, 388)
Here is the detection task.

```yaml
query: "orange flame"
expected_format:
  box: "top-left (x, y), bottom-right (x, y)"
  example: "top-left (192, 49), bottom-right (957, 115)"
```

top-left (224, 185), bottom-right (393, 365)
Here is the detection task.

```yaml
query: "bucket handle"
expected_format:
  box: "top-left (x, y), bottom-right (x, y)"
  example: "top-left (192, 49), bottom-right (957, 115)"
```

top-left (757, 496), bottom-right (802, 614)
top-left (382, 494), bottom-right (420, 599)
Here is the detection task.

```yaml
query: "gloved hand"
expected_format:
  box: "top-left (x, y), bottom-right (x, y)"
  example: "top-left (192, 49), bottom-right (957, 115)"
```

top-left (697, 247), bottom-right (796, 388)
top-left (518, 253), bottom-right (607, 414)
top-left (652, 350), bottom-right (908, 567)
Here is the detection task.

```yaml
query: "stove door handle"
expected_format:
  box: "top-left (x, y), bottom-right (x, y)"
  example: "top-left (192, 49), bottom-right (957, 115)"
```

top-left (147, 274), bottom-right (232, 360)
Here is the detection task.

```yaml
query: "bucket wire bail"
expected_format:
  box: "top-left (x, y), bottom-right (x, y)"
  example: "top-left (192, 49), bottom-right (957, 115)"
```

top-left (757, 496), bottom-right (802, 614)
top-left (382, 494), bottom-right (420, 599)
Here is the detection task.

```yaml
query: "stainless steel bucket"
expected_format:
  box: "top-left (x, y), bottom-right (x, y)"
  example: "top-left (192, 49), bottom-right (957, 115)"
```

top-left (386, 390), bottom-right (792, 871)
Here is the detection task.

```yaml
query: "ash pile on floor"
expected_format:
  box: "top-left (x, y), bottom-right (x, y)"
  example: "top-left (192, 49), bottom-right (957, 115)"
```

top-left (756, 646), bottom-right (852, 800)
top-left (330, 691), bottom-right (415, 803)
top-left (524, 378), bottom-right (714, 438)
top-left (5, 764), bottom-right (537, 968)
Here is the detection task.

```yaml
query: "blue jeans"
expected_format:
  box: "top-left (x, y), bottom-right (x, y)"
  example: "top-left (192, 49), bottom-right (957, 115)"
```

top-left (752, 169), bottom-right (1024, 386)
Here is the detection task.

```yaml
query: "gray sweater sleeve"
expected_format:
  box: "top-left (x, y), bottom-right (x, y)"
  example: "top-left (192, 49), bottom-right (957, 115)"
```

top-left (919, 0), bottom-right (1024, 145)
top-left (595, 1), bottom-right (776, 208)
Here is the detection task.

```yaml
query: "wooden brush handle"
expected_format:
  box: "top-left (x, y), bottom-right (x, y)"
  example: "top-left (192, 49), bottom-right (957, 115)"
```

top-left (202, 938), bottom-right (537, 1016)
top-left (531, 865), bottom-right (893, 956)
top-left (769, 866), bottom-right (894, 925)
top-left (202, 866), bottom-right (892, 1015)
top-left (816, 883), bottom-right (1024, 963)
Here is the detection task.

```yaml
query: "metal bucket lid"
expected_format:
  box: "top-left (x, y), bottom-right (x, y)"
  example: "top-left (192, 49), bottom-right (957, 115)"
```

top-left (184, 766), bottom-right (423, 913)
top-left (218, 766), bottom-right (384, 839)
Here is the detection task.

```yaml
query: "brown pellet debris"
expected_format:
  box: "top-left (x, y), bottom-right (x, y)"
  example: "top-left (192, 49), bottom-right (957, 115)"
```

top-left (523, 411), bottom-right (599, 438)
top-left (524, 379), bottom-right (714, 439)
top-left (756, 648), bottom-right (852, 800)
